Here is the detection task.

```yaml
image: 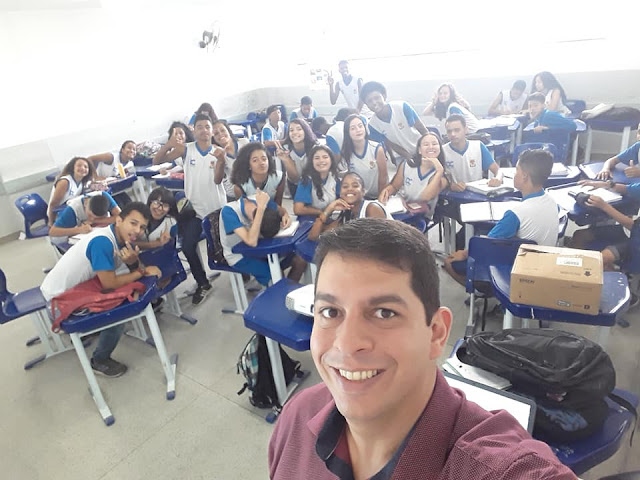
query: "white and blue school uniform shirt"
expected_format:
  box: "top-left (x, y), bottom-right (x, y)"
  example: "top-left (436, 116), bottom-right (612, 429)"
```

top-left (443, 140), bottom-right (495, 184)
top-left (287, 147), bottom-right (309, 179)
top-left (289, 107), bottom-right (318, 122)
top-left (545, 90), bottom-right (571, 116)
top-left (261, 121), bottom-right (286, 143)
top-left (48, 174), bottom-right (85, 210)
top-left (617, 142), bottom-right (640, 165)
top-left (51, 192), bottom-right (118, 245)
top-left (240, 170), bottom-right (284, 201)
top-left (446, 102), bottom-right (479, 134)
top-left (347, 140), bottom-right (386, 198)
top-left (337, 76), bottom-right (361, 109)
top-left (533, 110), bottom-right (577, 132)
top-left (219, 197), bottom-right (279, 266)
top-left (400, 161), bottom-right (440, 215)
top-left (222, 137), bottom-right (249, 199)
top-left (488, 190), bottom-right (559, 246)
top-left (175, 142), bottom-right (227, 218)
top-left (294, 173), bottom-right (340, 211)
top-left (499, 89), bottom-right (527, 114)
top-left (142, 216), bottom-right (178, 243)
top-left (95, 151), bottom-right (133, 178)
top-left (367, 101), bottom-right (422, 156)
top-left (325, 121), bottom-right (344, 157)
top-left (41, 225), bottom-right (127, 301)
top-left (357, 200), bottom-right (392, 219)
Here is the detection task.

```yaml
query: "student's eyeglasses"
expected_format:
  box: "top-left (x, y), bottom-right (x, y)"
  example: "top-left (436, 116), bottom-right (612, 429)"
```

top-left (150, 200), bottom-right (170, 210)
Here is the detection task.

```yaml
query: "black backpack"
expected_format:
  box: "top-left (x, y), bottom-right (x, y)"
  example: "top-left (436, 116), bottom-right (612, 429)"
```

top-left (457, 329), bottom-right (636, 442)
top-left (205, 209), bottom-right (227, 265)
top-left (237, 334), bottom-right (301, 409)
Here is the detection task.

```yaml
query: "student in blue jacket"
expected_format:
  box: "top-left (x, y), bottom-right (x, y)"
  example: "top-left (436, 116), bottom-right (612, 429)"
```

top-left (527, 93), bottom-right (577, 133)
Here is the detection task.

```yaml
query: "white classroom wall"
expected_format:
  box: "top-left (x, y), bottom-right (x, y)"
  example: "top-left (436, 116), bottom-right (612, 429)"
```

top-left (1, 0), bottom-right (639, 237)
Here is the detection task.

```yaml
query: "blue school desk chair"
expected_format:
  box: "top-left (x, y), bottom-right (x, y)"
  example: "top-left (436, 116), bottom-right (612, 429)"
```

top-left (201, 215), bottom-right (249, 314)
top-left (14, 193), bottom-right (49, 238)
top-left (511, 143), bottom-right (559, 166)
top-left (489, 264), bottom-right (630, 350)
top-left (566, 99), bottom-right (587, 119)
top-left (243, 278), bottom-right (312, 422)
top-left (464, 236), bottom-right (536, 336)
top-left (57, 276), bottom-right (177, 425)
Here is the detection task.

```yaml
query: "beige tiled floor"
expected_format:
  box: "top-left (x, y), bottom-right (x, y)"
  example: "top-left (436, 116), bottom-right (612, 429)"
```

top-left (0, 221), bottom-right (638, 479)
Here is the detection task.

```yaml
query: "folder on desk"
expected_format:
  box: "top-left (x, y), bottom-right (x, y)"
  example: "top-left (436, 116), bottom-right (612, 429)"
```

top-left (275, 220), bottom-right (299, 238)
top-left (465, 178), bottom-right (515, 196)
top-left (385, 196), bottom-right (406, 214)
top-left (459, 201), bottom-right (521, 223)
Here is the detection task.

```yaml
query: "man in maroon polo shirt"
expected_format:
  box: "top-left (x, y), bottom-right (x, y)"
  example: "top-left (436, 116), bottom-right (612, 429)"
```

top-left (269, 219), bottom-right (577, 480)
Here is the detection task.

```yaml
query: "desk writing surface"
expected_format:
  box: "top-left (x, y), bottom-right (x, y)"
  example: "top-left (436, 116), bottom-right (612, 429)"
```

top-left (580, 161), bottom-right (636, 185)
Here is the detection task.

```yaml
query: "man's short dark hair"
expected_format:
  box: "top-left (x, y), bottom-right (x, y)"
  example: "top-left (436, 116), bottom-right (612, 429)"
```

top-left (88, 194), bottom-right (110, 217)
top-left (301, 96), bottom-right (313, 105)
top-left (314, 218), bottom-right (440, 324)
top-left (512, 80), bottom-right (526, 91)
top-left (119, 202), bottom-right (151, 222)
top-left (260, 208), bottom-right (282, 238)
top-left (334, 108), bottom-right (357, 122)
top-left (194, 113), bottom-right (213, 126)
top-left (266, 104), bottom-right (281, 116)
top-left (311, 117), bottom-right (330, 135)
top-left (359, 81), bottom-right (387, 103)
top-left (445, 114), bottom-right (466, 128)
top-left (517, 149), bottom-right (554, 186)
top-left (527, 92), bottom-right (546, 104)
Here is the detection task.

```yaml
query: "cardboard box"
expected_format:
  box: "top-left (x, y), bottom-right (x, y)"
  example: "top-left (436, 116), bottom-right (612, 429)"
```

top-left (510, 245), bottom-right (603, 315)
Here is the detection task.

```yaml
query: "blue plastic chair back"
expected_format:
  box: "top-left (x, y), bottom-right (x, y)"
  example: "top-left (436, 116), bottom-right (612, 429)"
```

top-left (512, 143), bottom-right (559, 166)
top-left (565, 99), bottom-right (586, 118)
top-left (521, 129), bottom-right (570, 163)
top-left (14, 193), bottom-right (49, 238)
top-left (138, 243), bottom-right (186, 297)
top-left (465, 236), bottom-right (536, 294)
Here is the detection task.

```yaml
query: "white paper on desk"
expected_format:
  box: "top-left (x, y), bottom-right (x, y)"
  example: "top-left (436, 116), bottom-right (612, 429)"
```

top-left (151, 173), bottom-right (171, 179)
top-left (385, 196), bottom-right (406, 214)
top-left (442, 359), bottom-right (511, 390)
top-left (550, 163), bottom-right (569, 176)
top-left (147, 162), bottom-right (172, 172)
top-left (566, 185), bottom-right (622, 203)
top-left (459, 200), bottom-right (521, 223)
top-left (275, 220), bottom-right (299, 238)
top-left (465, 177), bottom-right (515, 195)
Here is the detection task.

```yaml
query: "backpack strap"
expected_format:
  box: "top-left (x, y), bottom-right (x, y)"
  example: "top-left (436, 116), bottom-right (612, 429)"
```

top-left (608, 392), bottom-right (637, 446)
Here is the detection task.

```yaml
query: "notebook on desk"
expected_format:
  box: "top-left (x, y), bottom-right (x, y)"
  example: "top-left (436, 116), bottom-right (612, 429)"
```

top-left (465, 178), bottom-right (515, 196)
top-left (566, 185), bottom-right (622, 203)
top-left (146, 162), bottom-right (173, 172)
top-left (459, 201), bottom-right (522, 223)
top-left (385, 196), bottom-right (406, 214)
top-left (275, 220), bottom-right (299, 238)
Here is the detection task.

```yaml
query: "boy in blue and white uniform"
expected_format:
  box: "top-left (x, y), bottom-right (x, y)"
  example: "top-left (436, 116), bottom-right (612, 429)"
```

top-left (49, 192), bottom-right (121, 246)
top-left (41, 203), bottom-right (161, 377)
top-left (289, 96), bottom-right (318, 122)
top-left (596, 122), bottom-right (640, 181)
top-left (527, 92), bottom-right (577, 133)
top-left (360, 81), bottom-right (428, 162)
top-left (488, 80), bottom-right (528, 116)
top-left (220, 190), bottom-right (306, 286)
top-left (261, 105), bottom-right (287, 152)
top-left (444, 149), bottom-right (559, 286)
top-left (443, 114), bottom-right (503, 191)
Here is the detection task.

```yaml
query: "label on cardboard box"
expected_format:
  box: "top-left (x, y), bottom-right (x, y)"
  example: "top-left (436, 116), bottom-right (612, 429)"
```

top-left (510, 245), bottom-right (603, 315)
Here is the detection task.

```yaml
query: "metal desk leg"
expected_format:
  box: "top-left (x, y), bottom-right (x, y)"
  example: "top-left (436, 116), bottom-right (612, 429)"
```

top-left (571, 134), bottom-right (579, 166)
top-left (464, 224), bottom-right (473, 250)
top-left (621, 126), bottom-right (631, 152)
top-left (143, 304), bottom-right (177, 400)
top-left (133, 178), bottom-right (147, 203)
top-left (584, 127), bottom-right (593, 164)
top-left (503, 310), bottom-right (514, 330)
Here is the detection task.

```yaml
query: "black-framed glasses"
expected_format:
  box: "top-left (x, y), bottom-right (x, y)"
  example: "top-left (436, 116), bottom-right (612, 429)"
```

top-left (150, 199), bottom-right (170, 209)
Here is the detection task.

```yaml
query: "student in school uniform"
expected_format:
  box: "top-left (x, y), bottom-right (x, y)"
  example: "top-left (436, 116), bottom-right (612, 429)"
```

top-left (49, 191), bottom-right (121, 246)
top-left (167, 121), bottom-right (195, 144)
top-left (423, 83), bottom-right (479, 133)
top-left (443, 114), bottom-right (503, 192)
top-left (41, 202), bottom-right (162, 378)
top-left (261, 105), bottom-right (287, 151)
top-left (360, 81), bottom-right (428, 163)
top-left (293, 145), bottom-right (341, 218)
top-left (275, 118), bottom-right (318, 194)
top-left (308, 172), bottom-right (390, 241)
top-left (444, 149), bottom-right (559, 286)
top-left (152, 113), bottom-right (227, 305)
top-left (595, 122), bottom-right (640, 180)
top-left (530, 71), bottom-right (571, 116)
top-left (212, 119), bottom-right (249, 200)
top-left (89, 140), bottom-right (137, 180)
top-left (231, 143), bottom-right (291, 226)
top-left (219, 189), bottom-right (305, 286)
top-left (188, 102), bottom-right (218, 128)
top-left (289, 96), bottom-right (318, 122)
top-left (378, 132), bottom-right (448, 218)
top-left (327, 60), bottom-right (364, 111)
top-left (341, 114), bottom-right (389, 200)
top-left (313, 108), bottom-right (357, 169)
top-left (135, 187), bottom-right (178, 250)
top-left (488, 80), bottom-right (528, 116)
top-left (527, 93), bottom-right (577, 134)
top-left (47, 156), bottom-right (95, 224)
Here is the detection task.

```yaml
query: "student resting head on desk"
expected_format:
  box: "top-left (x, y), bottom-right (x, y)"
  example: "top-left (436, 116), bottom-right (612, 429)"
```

top-left (269, 218), bottom-right (576, 480)
top-left (219, 189), bottom-right (305, 286)
top-left (596, 122), bottom-right (640, 180)
top-left (378, 131), bottom-right (448, 217)
top-left (232, 142), bottom-right (284, 206)
top-left (444, 149), bottom-right (559, 286)
top-left (49, 191), bottom-right (121, 247)
top-left (48, 156), bottom-right (95, 225)
top-left (293, 145), bottom-right (341, 218)
top-left (41, 202), bottom-right (162, 378)
top-left (307, 171), bottom-right (390, 242)
top-left (443, 114), bottom-right (503, 192)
